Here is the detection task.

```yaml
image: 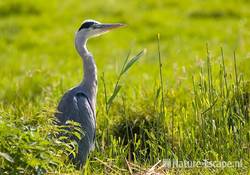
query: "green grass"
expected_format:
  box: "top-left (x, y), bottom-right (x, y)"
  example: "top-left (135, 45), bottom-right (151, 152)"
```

top-left (0, 0), bottom-right (249, 174)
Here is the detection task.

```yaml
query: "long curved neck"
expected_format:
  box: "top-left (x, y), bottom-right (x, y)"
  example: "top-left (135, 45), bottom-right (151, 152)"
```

top-left (75, 35), bottom-right (97, 109)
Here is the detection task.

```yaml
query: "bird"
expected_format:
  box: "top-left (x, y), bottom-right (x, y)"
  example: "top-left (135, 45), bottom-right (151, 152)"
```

top-left (55, 19), bottom-right (125, 168)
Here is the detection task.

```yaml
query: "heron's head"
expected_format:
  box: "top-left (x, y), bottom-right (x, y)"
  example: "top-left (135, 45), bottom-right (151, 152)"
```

top-left (76, 19), bottom-right (125, 40)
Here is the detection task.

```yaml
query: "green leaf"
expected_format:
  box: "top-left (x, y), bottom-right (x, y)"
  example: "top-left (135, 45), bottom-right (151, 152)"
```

top-left (107, 85), bottom-right (122, 106)
top-left (121, 49), bottom-right (146, 75)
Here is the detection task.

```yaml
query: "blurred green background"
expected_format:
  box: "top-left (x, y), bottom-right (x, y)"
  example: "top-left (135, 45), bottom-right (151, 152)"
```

top-left (1, 0), bottom-right (250, 91)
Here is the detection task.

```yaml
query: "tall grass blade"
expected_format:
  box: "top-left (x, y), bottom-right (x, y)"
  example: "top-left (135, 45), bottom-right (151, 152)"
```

top-left (121, 49), bottom-right (146, 75)
top-left (107, 85), bottom-right (122, 108)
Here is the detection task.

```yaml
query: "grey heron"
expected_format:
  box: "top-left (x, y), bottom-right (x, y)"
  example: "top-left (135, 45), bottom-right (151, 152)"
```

top-left (55, 19), bottom-right (125, 168)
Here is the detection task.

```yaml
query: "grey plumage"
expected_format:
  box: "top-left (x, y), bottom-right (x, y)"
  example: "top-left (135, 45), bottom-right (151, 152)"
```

top-left (55, 19), bottom-right (125, 168)
top-left (56, 86), bottom-right (96, 167)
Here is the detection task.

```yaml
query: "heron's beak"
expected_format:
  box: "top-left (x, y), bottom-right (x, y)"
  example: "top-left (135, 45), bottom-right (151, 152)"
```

top-left (94, 23), bottom-right (126, 32)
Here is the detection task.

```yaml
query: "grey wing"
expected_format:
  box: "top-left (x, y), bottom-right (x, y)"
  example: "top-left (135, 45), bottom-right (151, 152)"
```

top-left (55, 91), bottom-right (76, 124)
top-left (75, 92), bottom-right (96, 151)
top-left (56, 91), bottom-right (96, 150)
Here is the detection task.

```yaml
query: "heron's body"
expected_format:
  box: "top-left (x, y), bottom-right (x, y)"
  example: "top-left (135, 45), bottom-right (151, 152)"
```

top-left (55, 19), bottom-right (124, 168)
top-left (56, 86), bottom-right (96, 165)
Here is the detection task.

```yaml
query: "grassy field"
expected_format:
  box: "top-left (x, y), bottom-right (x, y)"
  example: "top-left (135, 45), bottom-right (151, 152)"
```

top-left (0, 0), bottom-right (249, 174)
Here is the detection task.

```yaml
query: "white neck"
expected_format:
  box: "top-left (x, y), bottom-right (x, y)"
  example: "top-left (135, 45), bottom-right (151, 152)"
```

top-left (75, 35), bottom-right (98, 109)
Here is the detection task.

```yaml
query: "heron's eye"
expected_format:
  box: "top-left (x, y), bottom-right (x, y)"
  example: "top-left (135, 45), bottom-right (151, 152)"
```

top-left (78, 22), bottom-right (96, 31)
